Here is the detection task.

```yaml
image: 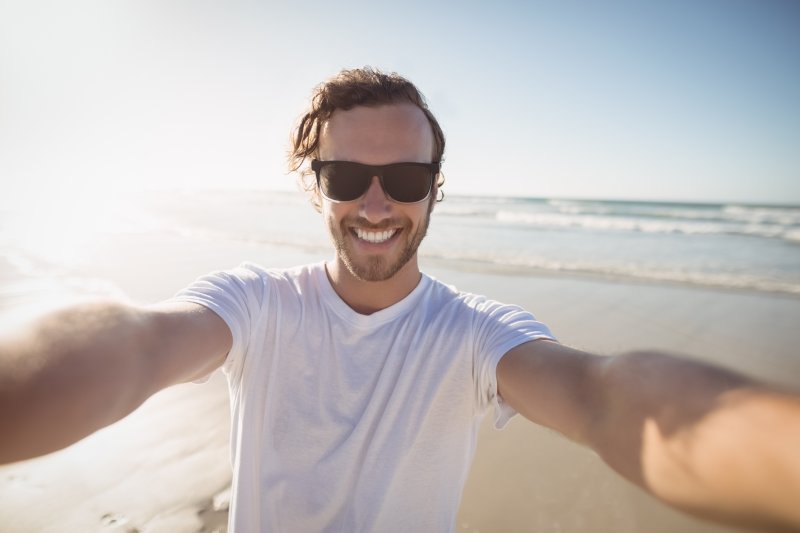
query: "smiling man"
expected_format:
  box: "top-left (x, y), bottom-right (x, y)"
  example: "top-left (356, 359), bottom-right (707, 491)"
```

top-left (315, 103), bottom-right (437, 309)
top-left (1, 67), bottom-right (800, 533)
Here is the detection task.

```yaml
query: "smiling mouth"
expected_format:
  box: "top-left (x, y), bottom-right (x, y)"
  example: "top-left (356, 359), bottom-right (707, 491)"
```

top-left (354, 228), bottom-right (399, 244)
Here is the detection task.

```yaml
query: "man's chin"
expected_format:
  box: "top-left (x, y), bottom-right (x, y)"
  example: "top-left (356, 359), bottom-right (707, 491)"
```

top-left (344, 255), bottom-right (400, 282)
top-left (330, 218), bottom-right (427, 283)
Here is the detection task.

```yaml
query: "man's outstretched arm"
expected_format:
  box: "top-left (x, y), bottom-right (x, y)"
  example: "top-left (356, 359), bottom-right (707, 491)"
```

top-left (0, 300), bottom-right (231, 464)
top-left (496, 341), bottom-right (800, 532)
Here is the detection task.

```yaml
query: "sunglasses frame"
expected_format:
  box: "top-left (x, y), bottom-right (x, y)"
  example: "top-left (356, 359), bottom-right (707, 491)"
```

top-left (311, 159), bottom-right (441, 204)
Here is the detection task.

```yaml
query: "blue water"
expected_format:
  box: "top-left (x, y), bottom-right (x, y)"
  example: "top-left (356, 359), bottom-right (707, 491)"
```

top-left (1, 190), bottom-right (799, 297)
top-left (427, 196), bottom-right (800, 295)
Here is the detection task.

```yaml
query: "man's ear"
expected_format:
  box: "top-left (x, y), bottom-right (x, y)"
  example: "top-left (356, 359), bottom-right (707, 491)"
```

top-left (434, 172), bottom-right (445, 203)
top-left (428, 178), bottom-right (443, 215)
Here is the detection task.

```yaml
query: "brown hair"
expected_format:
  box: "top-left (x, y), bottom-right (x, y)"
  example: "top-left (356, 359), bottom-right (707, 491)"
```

top-left (288, 67), bottom-right (446, 210)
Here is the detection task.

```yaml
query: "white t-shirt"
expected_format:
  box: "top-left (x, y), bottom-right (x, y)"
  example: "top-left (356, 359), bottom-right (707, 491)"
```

top-left (174, 262), bottom-right (554, 532)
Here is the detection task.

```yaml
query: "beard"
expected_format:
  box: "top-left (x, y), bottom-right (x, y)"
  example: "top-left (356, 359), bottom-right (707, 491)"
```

top-left (328, 206), bottom-right (432, 283)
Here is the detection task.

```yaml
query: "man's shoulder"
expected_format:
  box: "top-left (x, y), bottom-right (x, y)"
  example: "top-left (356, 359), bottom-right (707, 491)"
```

top-left (221, 261), bottom-right (324, 283)
top-left (185, 261), bottom-right (324, 303)
top-left (421, 274), bottom-right (554, 344)
top-left (422, 274), bottom-right (515, 314)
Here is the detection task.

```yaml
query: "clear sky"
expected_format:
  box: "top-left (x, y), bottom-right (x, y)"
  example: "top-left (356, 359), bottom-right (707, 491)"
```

top-left (1, 0), bottom-right (798, 206)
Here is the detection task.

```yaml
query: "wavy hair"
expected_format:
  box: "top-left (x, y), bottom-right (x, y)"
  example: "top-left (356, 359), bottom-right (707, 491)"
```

top-left (288, 67), bottom-right (446, 210)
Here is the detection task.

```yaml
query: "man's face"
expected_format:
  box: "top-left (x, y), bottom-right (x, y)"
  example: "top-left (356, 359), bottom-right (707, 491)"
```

top-left (317, 103), bottom-right (437, 282)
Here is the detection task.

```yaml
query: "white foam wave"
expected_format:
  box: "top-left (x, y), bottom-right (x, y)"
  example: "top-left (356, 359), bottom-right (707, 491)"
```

top-left (783, 229), bottom-right (800, 244)
top-left (493, 210), bottom-right (794, 239)
top-left (1, 251), bottom-right (128, 301)
top-left (438, 198), bottom-right (800, 232)
top-left (424, 250), bottom-right (800, 296)
top-left (546, 199), bottom-right (614, 216)
top-left (723, 205), bottom-right (800, 226)
top-left (434, 206), bottom-right (496, 218)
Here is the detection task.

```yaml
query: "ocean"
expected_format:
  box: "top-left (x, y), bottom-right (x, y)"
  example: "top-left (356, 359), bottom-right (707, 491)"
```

top-left (1, 189), bottom-right (799, 310)
top-left (429, 195), bottom-right (800, 295)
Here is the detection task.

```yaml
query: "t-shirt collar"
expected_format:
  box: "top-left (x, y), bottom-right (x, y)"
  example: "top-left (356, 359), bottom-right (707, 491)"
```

top-left (314, 261), bottom-right (431, 327)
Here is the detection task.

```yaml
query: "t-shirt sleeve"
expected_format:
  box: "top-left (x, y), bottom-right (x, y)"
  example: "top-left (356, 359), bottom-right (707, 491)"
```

top-left (472, 299), bottom-right (556, 429)
top-left (170, 263), bottom-right (269, 384)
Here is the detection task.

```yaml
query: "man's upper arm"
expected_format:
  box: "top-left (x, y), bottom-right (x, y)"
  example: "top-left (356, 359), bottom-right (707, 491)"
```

top-left (144, 301), bottom-right (232, 391)
top-left (0, 300), bottom-right (232, 463)
top-left (496, 340), bottom-right (603, 445)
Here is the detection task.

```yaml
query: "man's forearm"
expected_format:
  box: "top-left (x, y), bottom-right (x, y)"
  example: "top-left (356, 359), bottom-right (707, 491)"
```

top-left (0, 301), bottom-right (156, 464)
top-left (589, 351), bottom-right (800, 532)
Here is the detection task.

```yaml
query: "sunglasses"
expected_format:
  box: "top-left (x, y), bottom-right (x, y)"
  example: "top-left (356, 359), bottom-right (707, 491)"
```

top-left (311, 160), bottom-right (440, 204)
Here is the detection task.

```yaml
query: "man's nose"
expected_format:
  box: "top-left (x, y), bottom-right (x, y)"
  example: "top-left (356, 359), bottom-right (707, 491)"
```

top-left (358, 176), bottom-right (391, 223)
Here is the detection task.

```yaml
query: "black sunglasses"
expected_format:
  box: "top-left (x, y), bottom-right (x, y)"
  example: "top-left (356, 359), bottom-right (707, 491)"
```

top-left (311, 160), bottom-right (440, 204)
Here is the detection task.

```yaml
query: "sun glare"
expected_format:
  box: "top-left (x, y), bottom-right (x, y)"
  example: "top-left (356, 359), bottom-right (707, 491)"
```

top-left (4, 187), bottom-right (144, 268)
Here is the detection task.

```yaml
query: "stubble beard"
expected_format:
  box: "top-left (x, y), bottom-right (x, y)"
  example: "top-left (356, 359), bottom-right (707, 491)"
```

top-left (329, 208), bottom-right (432, 283)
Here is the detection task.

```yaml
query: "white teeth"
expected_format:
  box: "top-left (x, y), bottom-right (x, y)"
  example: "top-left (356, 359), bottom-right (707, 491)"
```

top-left (355, 228), bottom-right (397, 243)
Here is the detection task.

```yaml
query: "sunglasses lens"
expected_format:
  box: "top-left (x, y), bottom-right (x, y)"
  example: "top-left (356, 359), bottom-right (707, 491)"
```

top-left (318, 162), bottom-right (371, 202)
top-left (316, 162), bottom-right (435, 203)
top-left (382, 166), bottom-right (433, 203)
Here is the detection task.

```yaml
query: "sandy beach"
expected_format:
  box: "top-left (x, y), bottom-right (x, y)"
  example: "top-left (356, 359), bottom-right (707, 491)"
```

top-left (1, 233), bottom-right (799, 532)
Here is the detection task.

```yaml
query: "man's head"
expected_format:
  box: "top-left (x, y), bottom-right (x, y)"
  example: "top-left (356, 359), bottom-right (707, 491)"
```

top-left (289, 67), bottom-right (446, 211)
top-left (289, 68), bottom-right (446, 284)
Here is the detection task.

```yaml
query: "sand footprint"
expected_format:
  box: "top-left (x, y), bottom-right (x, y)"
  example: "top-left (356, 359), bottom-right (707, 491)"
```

top-left (100, 512), bottom-right (139, 532)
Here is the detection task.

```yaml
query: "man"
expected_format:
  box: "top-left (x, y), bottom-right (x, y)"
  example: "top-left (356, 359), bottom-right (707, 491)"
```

top-left (1, 67), bottom-right (799, 532)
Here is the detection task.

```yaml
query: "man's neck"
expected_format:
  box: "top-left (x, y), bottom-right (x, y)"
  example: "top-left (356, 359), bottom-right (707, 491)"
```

top-left (325, 258), bottom-right (422, 315)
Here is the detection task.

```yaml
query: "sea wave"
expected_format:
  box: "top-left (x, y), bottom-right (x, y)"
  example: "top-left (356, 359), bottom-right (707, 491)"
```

top-left (423, 249), bottom-right (800, 296)
top-left (546, 199), bottom-right (614, 216)
top-left (442, 197), bottom-right (800, 234)
top-left (0, 251), bottom-right (129, 300)
top-left (493, 210), bottom-right (794, 240)
top-left (433, 206), bottom-right (498, 218)
top-left (551, 201), bottom-right (800, 226)
top-left (783, 229), bottom-right (800, 244)
top-left (722, 205), bottom-right (800, 226)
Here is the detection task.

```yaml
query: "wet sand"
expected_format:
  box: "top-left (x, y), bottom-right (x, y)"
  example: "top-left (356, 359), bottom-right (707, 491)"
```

top-left (1, 245), bottom-right (799, 532)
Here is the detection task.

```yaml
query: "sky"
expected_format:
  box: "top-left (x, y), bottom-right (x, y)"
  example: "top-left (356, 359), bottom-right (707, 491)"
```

top-left (1, 0), bottom-right (798, 206)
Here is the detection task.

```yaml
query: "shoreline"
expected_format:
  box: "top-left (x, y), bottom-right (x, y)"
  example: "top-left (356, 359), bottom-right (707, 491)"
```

top-left (421, 254), bottom-right (800, 301)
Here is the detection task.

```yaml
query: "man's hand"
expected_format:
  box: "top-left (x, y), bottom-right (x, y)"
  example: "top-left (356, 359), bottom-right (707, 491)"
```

top-left (0, 300), bottom-right (231, 464)
top-left (497, 341), bottom-right (800, 532)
